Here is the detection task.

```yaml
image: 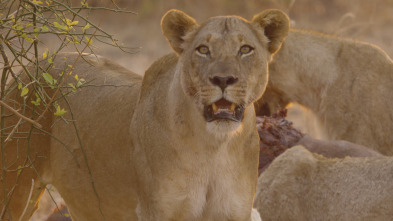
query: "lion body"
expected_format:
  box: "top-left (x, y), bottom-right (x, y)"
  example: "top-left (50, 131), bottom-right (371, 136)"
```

top-left (255, 145), bottom-right (393, 220)
top-left (257, 29), bottom-right (393, 155)
top-left (1, 53), bottom-right (141, 220)
top-left (2, 9), bottom-right (289, 221)
top-left (296, 135), bottom-right (382, 158)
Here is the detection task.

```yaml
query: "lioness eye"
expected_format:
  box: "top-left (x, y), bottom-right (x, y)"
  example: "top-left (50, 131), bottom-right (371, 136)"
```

top-left (196, 45), bottom-right (210, 55)
top-left (239, 45), bottom-right (254, 55)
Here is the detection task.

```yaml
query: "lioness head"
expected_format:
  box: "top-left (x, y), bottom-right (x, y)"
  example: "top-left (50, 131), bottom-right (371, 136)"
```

top-left (161, 9), bottom-right (289, 132)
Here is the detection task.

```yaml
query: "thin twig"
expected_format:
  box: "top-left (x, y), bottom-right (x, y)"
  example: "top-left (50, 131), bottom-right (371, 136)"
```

top-left (2, 39), bottom-right (36, 83)
top-left (0, 157), bottom-right (28, 220)
top-left (4, 118), bottom-right (22, 142)
top-left (62, 93), bottom-right (105, 218)
top-left (52, 0), bottom-right (115, 40)
top-left (58, 6), bottom-right (137, 14)
top-left (18, 179), bottom-right (34, 221)
top-left (0, 185), bottom-right (16, 220)
top-left (0, 100), bottom-right (42, 128)
top-left (44, 186), bottom-right (64, 217)
top-left (0, 39), bottom-right (20, 83)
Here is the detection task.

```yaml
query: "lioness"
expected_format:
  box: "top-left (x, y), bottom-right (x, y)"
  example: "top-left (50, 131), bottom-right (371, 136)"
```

top-left (255, 145), bottom-right (393, 220)
top-left (255, 29), bottom-right (393, 155)
top-left (1, 9), bottom-right (289, 220)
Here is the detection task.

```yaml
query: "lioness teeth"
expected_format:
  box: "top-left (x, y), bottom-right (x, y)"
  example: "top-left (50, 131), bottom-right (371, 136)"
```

top-left (212, 103), bottom-right (218, 113)
top-left (204, 100), bottom-right (244, 122)
top-left (218, 108), bottom-right (231, 113)
top-left (212, 102), bottom-right (235, 115)
top-left (230, 103), bottom-right (236, 112)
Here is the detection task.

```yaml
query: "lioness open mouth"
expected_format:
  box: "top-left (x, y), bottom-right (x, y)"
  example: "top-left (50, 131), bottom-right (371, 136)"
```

top-left (204, 98), bottom-right (245, 122)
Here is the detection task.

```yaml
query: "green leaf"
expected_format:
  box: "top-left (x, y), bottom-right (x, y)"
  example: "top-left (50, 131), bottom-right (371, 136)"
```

top-left (85, 36), bottom-right (92, 46)
top-left (72, 36), bottom-right (80, 44)
top-left (43, 48), bottom-right (49, 59)
top-left (20, 87), bottom-right (29, 97)
top-left (31, 0), bottom-right (43, 4)
top-left (81, 0), bottom-right (88, 7)
top-left (82, 23), bottom-right (91, 33)
top-left (76, 81), bottom-right (83, 88)
top-left (15, 25), bottom-right (23, 31)
top-left (21, 33), bottom-right (34, 43)
top-left (53, 22), bottom-right (68, 31)
top-left (68, 83), bottom-right (76, 91)
top-left (42, 72), bottom-right (54, 85)
top-left (47, 57), bottom-right (53, 64)
top-left (33, 28), bottom-right (40, 37)
top-left (66, 19), bottom-right (79, 26)
top-left (17, 166), bottom-right (23, 176)
top-left (31, 100), bottom-right (40, 106)
top-left (18, 83), bottom-right (22, 90)
top-left (54, 105), bottom-right (67, 117)
top-left (31, 94), bottom-right (41, 106)
top-left (41, 26), bottom-right (49, 32)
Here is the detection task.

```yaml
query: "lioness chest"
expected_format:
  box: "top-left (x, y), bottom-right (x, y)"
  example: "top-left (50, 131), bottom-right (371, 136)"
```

top-left (155, 140), bottom-right (253, 220)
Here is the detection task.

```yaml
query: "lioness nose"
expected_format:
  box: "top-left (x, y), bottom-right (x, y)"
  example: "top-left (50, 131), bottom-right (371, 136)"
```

top-left (210, 76), bottom-right (238, 92)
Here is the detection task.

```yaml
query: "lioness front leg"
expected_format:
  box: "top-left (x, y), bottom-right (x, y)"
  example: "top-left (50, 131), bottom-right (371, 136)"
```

top-left (251, 208), bottom-right (262, 221)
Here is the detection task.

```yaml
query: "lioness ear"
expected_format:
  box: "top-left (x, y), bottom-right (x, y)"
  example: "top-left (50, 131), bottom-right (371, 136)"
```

top-left (161, 9), bottom-right (198, 54)
top-left (251, 9), bottom-right (289, 54)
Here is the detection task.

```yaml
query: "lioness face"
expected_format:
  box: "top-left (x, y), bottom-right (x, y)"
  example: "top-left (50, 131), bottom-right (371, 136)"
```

top-left (162, 9), bottom-right (289, 132)
top-left (182, 18), bottom-right (271, 126)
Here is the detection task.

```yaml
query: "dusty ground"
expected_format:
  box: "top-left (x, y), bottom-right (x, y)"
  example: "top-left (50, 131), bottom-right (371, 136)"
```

top-left (30, 0), bottom-right (393, 220)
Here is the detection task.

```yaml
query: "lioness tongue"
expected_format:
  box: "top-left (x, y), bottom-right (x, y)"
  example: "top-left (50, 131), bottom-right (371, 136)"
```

top-left (212, 98), bottom-right (236, 114)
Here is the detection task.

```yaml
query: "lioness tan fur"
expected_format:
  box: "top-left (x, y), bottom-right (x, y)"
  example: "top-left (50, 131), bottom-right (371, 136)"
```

top-left (1, 9), bottom-right (289, 220)
top-left (255, 29), bottom-right (393, 155)
top-left (296, 135), bottom-right (382, 158)
top-left (255, 145), bottom-right (393, 220)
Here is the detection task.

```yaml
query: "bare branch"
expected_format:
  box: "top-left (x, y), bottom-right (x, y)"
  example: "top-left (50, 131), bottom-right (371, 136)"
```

top-left (17, 179), bottom-right (34, 221)
top-left (0, 39), bottom-right (20, 83)
top-left (0, 100), bottom-right (42, 129)
top-left (4, 118), bottom-right (22, 142)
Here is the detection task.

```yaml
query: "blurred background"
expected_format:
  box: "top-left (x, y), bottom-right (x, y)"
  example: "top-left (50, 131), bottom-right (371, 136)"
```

top-left (32, 0), bottom-right (393, 220)
top-left (83, 0), bottom-right (393, 74)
